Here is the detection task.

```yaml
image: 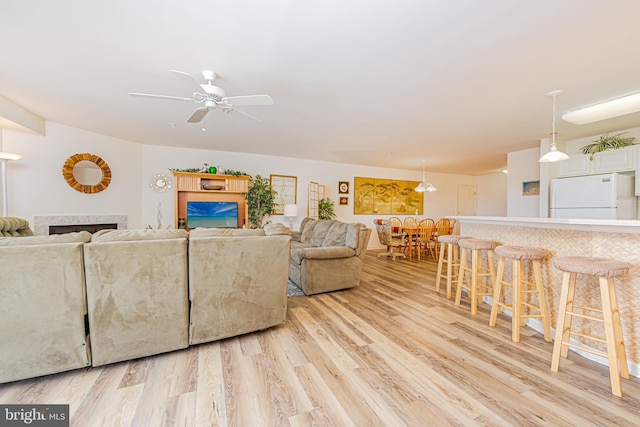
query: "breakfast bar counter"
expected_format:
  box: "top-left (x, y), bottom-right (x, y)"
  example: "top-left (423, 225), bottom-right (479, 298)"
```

top-left (453, 216), bottom-right (640, 375)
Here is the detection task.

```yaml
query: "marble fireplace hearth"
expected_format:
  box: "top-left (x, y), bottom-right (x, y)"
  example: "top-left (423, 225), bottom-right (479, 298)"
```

top-left (34, 215), bottom-right (127, 236)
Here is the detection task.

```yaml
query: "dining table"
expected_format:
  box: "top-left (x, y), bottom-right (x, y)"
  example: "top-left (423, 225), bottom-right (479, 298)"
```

top-left (401, 225), bottom-right (420, 260)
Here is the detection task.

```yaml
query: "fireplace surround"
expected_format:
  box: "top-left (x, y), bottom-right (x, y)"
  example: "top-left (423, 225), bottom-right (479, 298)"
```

top-left (33, 214), bottom-right (127, 236)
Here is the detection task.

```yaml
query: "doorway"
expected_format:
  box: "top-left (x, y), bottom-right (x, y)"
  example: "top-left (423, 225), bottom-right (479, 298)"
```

top-left (457, 184), bottom-right (477, 217)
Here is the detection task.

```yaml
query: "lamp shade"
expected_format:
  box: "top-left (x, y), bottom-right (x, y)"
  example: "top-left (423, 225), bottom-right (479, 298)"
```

top-left (283, 204), bottom-right (298, 217)
top-left (539, 145), bottom-right (569, 162)
top-left (0, 152), bottom-right (23, 160)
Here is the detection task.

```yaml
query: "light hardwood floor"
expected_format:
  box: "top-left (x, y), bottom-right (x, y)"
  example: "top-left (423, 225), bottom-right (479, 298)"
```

top-left (2, 251), bottom-right (639, 426)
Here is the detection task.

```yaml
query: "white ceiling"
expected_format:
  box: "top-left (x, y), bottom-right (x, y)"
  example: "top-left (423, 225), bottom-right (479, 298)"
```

top-left (2, 0), bottom-right (640, 175)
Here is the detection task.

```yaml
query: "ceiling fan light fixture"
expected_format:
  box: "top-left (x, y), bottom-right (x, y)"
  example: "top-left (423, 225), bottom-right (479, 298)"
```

top-left (129, 69), bottom-right (273, 124)
top-left (539, 90), bottom-right (568, 163)
top-left (562, 91), bottom-right (640, 125)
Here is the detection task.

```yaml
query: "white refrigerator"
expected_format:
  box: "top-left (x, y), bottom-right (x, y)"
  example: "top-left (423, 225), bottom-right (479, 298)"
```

top-left (550, 173), bottom-right (637, 219)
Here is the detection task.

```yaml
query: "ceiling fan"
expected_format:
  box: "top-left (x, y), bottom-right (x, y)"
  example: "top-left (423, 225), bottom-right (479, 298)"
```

top-left (128, 70), bottom-right (274, 123)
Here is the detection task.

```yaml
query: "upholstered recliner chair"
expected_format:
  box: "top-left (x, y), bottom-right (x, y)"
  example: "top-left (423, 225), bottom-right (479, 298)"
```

top-left (289, 218), bottom-right (371, 295)
top-left (0, 217), bottom-right (34, 237)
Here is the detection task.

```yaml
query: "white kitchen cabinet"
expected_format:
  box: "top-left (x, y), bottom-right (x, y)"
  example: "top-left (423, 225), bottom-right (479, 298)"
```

top-left (557, 154), bottom-right (592, 177)
top-left (593, 145), bottom-right (635, 173)
top-left (557, 146), bottom-right (636, 178)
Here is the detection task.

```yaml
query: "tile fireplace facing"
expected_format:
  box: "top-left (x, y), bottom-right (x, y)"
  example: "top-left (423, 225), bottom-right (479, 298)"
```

top-left (33, 215), bottom-right (127, 236)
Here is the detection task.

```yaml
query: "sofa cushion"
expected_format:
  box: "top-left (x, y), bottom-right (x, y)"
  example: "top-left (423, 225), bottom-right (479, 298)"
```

top-left (0, 231), bottom-right (92, 246)
top-left (300, 218), bottom-right (319, 243)
top-left (291, 245), bottom-right (356, 265)
top-left (263, 223), bottom-right (291, 236)
top-left (91, 229), bottom-right (187, 242)
top-left (322, 221), bottom-right (361, 249)
top-left (308, 220), bottom-right (335, 247)
top-left (189, 228), bottom-right (265, 237)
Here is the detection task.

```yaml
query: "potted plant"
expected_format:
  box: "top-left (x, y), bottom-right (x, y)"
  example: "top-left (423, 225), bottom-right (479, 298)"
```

top-left (318, 197), bottom-right (336, 220)
top-left (246, 174), bottom-right (276, 228)
top-left (580, 132), bottom-right (636, 160)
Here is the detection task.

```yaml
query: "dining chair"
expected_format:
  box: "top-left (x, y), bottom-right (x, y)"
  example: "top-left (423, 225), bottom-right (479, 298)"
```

top-left (389, 217), bottom-right (403, 233)
top-left (388, 217), bottom-right (407, 252)
top-left (418, 218), bottom-right (436, 259)
top-left (435, 218), bottom-right (452, 237)
top-left (402, 217), bottom-right (419, 258)
top-left (448, 218), bottom-right (457, 234)
top-left (403, 217), bottom-right (418, 228)
top-left (431, 219), bottom-right (452, 259)
top-left (373, 219), bottom-right (407, 260)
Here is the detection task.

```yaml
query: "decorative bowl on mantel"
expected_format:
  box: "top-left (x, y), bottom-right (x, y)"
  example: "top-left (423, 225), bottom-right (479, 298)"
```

top-left (202, 184), bottom-right (224, 190)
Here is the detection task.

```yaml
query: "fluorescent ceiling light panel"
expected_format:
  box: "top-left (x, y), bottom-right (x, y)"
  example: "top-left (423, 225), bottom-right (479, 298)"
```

top-left (562, 92), bottom-right (640, 125)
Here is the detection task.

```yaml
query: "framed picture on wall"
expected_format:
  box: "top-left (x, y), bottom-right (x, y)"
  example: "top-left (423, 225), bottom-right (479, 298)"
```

top-left (339, 196), bottom-right (348, 205)
top-left (522, 181), bottom-right (540, 196)
top-left (338, 181), bottom-right (350, 194)
top-left (270, 174), bottom-right (297, 215)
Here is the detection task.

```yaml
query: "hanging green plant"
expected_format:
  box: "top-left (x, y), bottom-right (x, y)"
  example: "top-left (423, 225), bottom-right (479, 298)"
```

top-left (580, 132), bottom-right (636, 161)
top-left (318, 198), bottom-right (336, 220)
top-left (246, 174), bottom-right (276, 228)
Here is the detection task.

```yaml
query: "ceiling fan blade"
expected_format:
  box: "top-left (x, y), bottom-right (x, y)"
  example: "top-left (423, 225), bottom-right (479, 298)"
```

top-left (170, 70), bottom-right (205, 94)
top-left (187, 107), bottom-right (209, 123)
top-left (223, 94), bottom-right (274, 106)
top-left (229, 107), bottom-right (261, 122)
top-left (128, 92), bottom-right (194, 102)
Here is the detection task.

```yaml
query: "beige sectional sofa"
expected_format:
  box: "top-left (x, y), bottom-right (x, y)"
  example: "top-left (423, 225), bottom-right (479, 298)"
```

top-left (288, 217), bottom-right (371, 295)
top-left (0, 231), bottom-right (92, 383)
top-left (188, 228), bottom-right (290, 344)
top-left (0, 227), bottom-right (290, 383)
top-left (84, 229), bottom-right (190, 366)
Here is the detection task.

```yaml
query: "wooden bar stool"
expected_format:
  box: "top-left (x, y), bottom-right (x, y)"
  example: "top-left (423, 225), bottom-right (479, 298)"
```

top-left (489, 245), bottom-right (552, 343)
top-left (550, 256), bottom-right (630, 397)
top-left (455, 238), bottom-right (496, 315)
top-left (435, 235), bottom-right (471, 299)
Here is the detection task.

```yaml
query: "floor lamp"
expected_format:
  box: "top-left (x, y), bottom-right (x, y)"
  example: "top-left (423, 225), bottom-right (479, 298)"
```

top-left (0, 152), bottom-right (23, 217)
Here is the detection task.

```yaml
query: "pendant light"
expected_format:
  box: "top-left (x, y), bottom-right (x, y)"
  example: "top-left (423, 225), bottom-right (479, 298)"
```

top-left (415, 160), bottom-right (437, 193)
top-left (539, 90), bottom-right (569, 163)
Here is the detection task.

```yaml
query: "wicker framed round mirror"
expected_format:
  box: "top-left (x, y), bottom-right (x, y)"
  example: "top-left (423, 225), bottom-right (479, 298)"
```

top-left (62, 153), bottom-right (112, 194)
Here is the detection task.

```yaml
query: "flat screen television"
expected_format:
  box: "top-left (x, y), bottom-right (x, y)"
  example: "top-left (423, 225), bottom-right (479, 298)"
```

top-left (187, 201), bottom-right (239, 229)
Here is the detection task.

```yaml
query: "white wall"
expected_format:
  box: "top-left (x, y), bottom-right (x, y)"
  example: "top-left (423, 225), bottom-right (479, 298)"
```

top-left (507, 147), bottom-right (541, 217)
top-left (476, 173), bottom-right (507, 216)
top-left (2, 123), bottom-right (143, 228)
top-left (140, 144), bottom-right (477, 249)
top-left (4, 121), bottom-right (484, 249)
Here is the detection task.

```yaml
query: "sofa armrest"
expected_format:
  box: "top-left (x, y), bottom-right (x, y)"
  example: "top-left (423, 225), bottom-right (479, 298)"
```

top-left (290, 231), bottom-right (302, 242)
top-left (291, 245), bottom-right (355, 263)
